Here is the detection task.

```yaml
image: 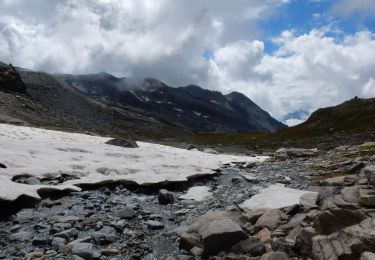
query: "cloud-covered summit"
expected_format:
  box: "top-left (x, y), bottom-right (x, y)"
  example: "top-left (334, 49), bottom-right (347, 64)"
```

top-left (0, 0), bottom-right (374, 123)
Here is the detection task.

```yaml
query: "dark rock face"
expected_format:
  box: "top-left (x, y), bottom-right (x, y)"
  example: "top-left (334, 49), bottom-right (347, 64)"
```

top-left (105, 138), bottom-right (138, 148)
top-left (158, 189), bottom-right (174, 205)
top-left (57, 73), bottom-right (286, 133)
top-left (0, 62), bottom-right (27, 94)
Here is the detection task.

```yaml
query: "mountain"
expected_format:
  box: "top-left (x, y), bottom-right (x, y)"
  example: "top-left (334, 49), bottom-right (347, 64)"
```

top-left (0, 62), bottom-right (189, 141)
top-left (56, 73), bottom-right (286, 132)
top-left (189, 96), bottom-right (375, 150)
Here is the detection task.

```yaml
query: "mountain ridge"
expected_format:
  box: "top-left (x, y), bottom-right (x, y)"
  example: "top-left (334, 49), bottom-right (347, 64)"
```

top-left (56, 72), bottom-right (286, 133)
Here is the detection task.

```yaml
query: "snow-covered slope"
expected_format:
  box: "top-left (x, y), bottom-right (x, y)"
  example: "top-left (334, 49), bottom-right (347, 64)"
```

top-left (0, 124), bottom-right (268, 202)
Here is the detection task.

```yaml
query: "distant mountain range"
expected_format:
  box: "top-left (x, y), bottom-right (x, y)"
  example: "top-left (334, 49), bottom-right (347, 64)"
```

top-left (56, 73), bottom-right (286, 132)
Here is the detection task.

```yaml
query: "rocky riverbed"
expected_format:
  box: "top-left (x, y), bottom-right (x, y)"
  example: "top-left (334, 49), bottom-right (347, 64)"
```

top-left (1, 143), bottom-right (375, 259)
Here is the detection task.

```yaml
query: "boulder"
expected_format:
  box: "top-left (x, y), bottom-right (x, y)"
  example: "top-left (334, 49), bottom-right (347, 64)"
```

top-left (188, 211), bottom-right (231, 233)
top-left (105, 138), bottom-right (138, 148)
top-left (179, 232), bottom-right (201, 251)
top-left (294, 227), bottom-right (317, 257)
top-left (71, 243), bottom-right (97, 259)
top-left (359, 188), bottom-right (375, 207)
top-left (230, 238), bottom-right (266, 256)
top-left (255, 209), bottom-right (288, 231)
top-left (299, 193), bottom-right (318, 208)
top-left (312, 208), bottom-right (367, 235)
top-left (276, 148), bottom-right (319, 158)
top-left (361, 252), bottom-right (375, 260)
top-left (240, 208), bottom-right (267, 224)
top-left (116, 206), bottom-right (136, 219)
top-left (341, 186), bottom-right (361, 203)
top-left (320, 175), bottom-right (359, 186)
top-left (158, 189), bottom-right (174, 205)
top-left (198, 218), bottom-right (247, 256)
top-left (271, 237), bottom-right (295, 256)
top-left (363, 165), bottom-right (375, 185)
top-left (258, 228), bottom-right (272, 243)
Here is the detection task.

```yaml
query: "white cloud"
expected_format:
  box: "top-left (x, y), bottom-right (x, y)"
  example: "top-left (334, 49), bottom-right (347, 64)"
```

top-left (332, 0), bottom-right (375, 18)
top-left (0, 1), bottom-right (375, 122)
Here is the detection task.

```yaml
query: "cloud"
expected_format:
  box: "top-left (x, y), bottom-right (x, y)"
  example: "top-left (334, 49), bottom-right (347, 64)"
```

top-left (331, 0), bottom-right (375, 18)
top-left (204, 28), bottom-right (375, 119)
top-left (0, 0), bottom-right (374, 122)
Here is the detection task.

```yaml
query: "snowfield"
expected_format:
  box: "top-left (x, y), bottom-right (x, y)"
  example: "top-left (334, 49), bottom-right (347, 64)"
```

top-left (0, 124), bottom-right (268, 202)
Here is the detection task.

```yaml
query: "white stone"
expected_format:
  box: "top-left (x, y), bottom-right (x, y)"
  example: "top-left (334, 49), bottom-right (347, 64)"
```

top-left (179, 186), bottom-right (213, 201)
top-left (240, 184), bottom-right (318, 210)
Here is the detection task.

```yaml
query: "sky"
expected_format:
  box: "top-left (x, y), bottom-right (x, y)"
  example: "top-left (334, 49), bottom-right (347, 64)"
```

top-left (0, 0), bottom-right (374, 125)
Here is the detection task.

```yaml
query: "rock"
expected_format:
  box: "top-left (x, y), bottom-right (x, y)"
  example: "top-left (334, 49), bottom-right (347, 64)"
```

top-left (105, 138), bottom-right (138, 148)
top-left (230, 238), bottom-right (266, 256)
top-left (179, 232), bottom-right (201, 251)
top-left (363, 165), bottom-right (375, 185)
top-left (255, 209), bottom-right (287, 231)
top-left (186, 144), bottom-right (199, 150)
top-left (188, 211), bottom-right (232, 233)
top-left (101, 248), bottom-right (121, 256)
top-left (260, 251), bottom-right (291, 260)
top-left (312, 235), bottom-right (338, 260)
top-left (299, 192), bottom-right (318, 208)
top-left (341, 186), bottom-right (361, 203)
top-left (258, 228), bottom-right (272, 243)
top-left (32, 234), bottom-right (51, 246)
top-left (24, 176), bottom-right (41, 185)
top-left (91, 226), bottom-right (118, 245)
top-left (158, 189), bottom-right (175, 205)
top-left (71, 243), bottom-right (97, 259)
top-left (203, 148), bottom-right (219, 154)
top-left (312, 208), bottom-right (367, 235)
top-left (347, 162), bottom-right (365, 173)
top-left (317, 187), bottom-right (341, 206)
top-left (117, 206), bottom-right (136, 219)
top-left (272, 237), bottom-right (295, 256)
top-left (190, 246), bottom-right (203, 256)
top-left (240, 208), bottom-right (267, 224)
top-left (198, 218), bottom-right (247, 256)
top-left (287, 213), bottom-right (307, 228)
top-left (359, 188), bottom-right (375, 207)
top-left (361, 252), bottom-right (375, 260)
top-left (55, 228), bottom-right (79, 239)
top-left (0, 162), bottom-right (6, 168)
top-left (294, 227), bottom-right (317, 256)
top-left (25, 252), bottom-right (44, 260)
top-left (9, 231), bottom-right (33, 241)
top-left (320, 175), bottom-right (359, 186)
top-left (276, 148), bottom-right (319, 158)
top-left (146, 220), bottom-right (164, 230)
top-left (51, 237), bottom-right (67, 250)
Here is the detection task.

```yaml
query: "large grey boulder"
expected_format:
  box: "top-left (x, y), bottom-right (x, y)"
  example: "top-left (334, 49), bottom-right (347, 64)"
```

top-left (105, 138), bottom-right (138, 148)
top-left (198, 218), bottom-right (247, 256)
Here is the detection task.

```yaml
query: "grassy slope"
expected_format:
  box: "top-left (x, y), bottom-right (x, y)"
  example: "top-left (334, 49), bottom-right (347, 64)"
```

top-left (188, 98), bottom-right (375, 150)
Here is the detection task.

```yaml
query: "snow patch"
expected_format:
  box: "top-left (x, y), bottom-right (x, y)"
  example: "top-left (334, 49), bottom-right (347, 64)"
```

top-left (240, 184), bottom-right (317, 209)
top-left (130, 90), bottom-right (145, 102)
top-left (0, 124), bottom-right (268, 202)
top-left (179, 186), bottom-right (212, 201)
top-left (174, 108), bottom-right (183, 112)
